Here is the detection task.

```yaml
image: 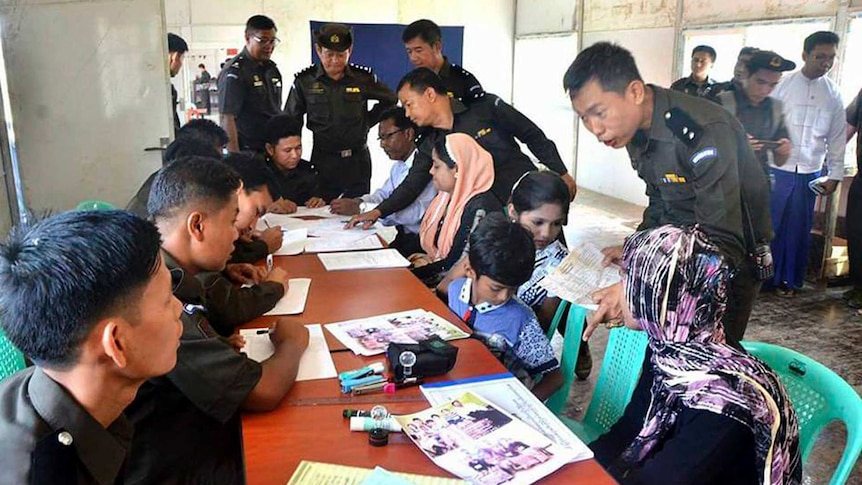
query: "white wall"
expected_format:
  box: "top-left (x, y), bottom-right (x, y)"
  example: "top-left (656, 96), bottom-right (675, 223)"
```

top-left (164, 0), bottom-right (516, 191)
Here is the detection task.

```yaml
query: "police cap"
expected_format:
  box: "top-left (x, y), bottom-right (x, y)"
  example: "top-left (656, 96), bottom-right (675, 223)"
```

top-left (316, 23), bottom-right (353, 52)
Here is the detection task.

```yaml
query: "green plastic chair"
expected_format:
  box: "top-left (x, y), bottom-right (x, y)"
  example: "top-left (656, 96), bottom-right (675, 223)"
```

top-left (75, 200), bottom-right (116, 211)
top-left (544, 301), bottom-right (650, 444)
top-left (0, 329), bottom-right (26, 381)
top-left (742, 341), bottom-right (862, 485)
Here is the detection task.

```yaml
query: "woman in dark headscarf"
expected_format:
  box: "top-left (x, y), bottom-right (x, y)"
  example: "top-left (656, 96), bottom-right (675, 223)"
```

top-left (590, 225), bottom-right (801, 485)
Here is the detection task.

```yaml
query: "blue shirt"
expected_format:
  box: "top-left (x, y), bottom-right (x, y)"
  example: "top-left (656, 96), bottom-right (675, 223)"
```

top-left (447, 277), bottom-right (558, 378)
top-left (361, 150), bottom-right (436, 234)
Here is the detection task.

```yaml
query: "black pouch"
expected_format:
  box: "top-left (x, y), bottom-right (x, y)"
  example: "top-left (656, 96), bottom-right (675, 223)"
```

top-left (387, 336), bottom-right (458, 381)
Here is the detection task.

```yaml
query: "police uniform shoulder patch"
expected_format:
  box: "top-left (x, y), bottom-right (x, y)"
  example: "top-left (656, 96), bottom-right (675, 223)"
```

top-left (349, 63), bottom-right (373, 74)
top-left (690, 147), bottom-right (718, 166)
top-left (664, 107), bottom-right (702, 147)
top-left (295, 64), bottom-right (316, 78)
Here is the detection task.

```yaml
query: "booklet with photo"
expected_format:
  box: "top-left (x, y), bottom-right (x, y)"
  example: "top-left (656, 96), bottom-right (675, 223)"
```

top-left (324, 309), bottom-right (469, 356)
top-left (394, 392), bottom-right (577, 485)
top-left (538, 242), bottom-right (620, 306)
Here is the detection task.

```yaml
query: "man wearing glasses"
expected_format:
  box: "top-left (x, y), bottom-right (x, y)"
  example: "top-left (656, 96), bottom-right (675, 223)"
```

top-left (284, 23), bottom-right (398, 201)
top-left (330, 107), bottom-right (436, 256)
top-left (218, 15), bottom-right (283, 153)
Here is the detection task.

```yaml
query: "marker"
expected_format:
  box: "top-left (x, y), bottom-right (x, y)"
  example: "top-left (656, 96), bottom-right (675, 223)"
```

top-left (342, 409), bottom-right (391, 418)
top-left (338, 362), bottom-right (385, 381)
top-left (349, 416), bottom-right (401, 432)
top-left (383, 378), bottom-right (424, 394)
top-left (351, 381), bottom-right (387, 395)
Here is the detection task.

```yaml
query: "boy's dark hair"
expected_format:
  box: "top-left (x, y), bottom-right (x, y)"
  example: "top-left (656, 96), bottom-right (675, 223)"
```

top-left (397, 68), bottom-right (447, 96)
top-left (162, 137), bottom-right (221, 166)
top-left (402, 19), bottom-right (442, 45)
top-left (246, 15), bottom-right (276, 34)
top-left (803, 31), bottom-right (839, 54)
top-left (223, 152), bottom-right (270, 194)
top-left (563, 42), bottom-right (643, 97)
top-left (379, 106), bottom-right (417, 131)
top-left (509, 171), bottom-right (570, 219)
top-left (692, 45), bottom-right (716, 62)
top-left (468, 212), bottom-right (536, 287)
top-left (177, 118), bottom-right (229, 151)
top-left (198, 63), bottom-right (206, 69)
top-left (0, 211), bottom-right (162, 369)
top-left (148, 156), bottom-right (241, 221)
top-left (264, 114), bottom-right (302, 146)
top-left (167, 33), bottom-right (188, 54)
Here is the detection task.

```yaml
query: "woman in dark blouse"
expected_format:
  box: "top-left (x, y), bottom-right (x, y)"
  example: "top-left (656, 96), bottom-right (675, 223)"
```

top-left (591, 225), bottom-right (801, 485)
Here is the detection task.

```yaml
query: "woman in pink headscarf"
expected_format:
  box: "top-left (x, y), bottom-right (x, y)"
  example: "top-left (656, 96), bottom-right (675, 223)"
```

top-left (411, 133), bottom-right (501, 285)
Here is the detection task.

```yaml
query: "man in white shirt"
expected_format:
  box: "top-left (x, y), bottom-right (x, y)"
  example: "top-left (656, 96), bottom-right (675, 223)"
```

top-left (769, 31), bottom-right (846, 297)
top-left (330, 107), bottom-right (436, 255)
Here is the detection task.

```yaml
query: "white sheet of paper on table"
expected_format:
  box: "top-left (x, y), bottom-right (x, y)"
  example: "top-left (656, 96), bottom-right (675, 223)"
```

top-left (239, 324), bottom-right (337, 382)
top-left (317, 248), bottom-right (410, 271)
top-left (272, 228), bottom-right (307, 256)
top-left (289, 206), bottom-right (342, 218)
top-left (304, 234), bottom-right (383, 253)
top-left (263, 278), bottom-right (311, 315)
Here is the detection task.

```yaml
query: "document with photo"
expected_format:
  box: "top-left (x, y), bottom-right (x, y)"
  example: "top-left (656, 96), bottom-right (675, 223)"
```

top-left (394, 392), bottom-right (577, 485)
top-left (538, 242), bottom-right (620, 306)
top-left (324, 309), bottom-right (469, 356)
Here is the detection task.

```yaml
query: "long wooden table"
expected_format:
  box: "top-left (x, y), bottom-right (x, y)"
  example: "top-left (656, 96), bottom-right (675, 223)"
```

top-left (241, 253), bottom-right (616, 484)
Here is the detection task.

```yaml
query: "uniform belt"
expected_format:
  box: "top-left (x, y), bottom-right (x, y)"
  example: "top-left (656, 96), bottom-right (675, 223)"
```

top-left (315, 143), bottom-right (368, 158)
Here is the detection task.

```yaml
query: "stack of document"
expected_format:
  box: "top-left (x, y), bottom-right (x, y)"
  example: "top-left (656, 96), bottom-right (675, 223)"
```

top-left (317, 248), bottom-right (410, 271)
top-left (286, 461), bottom-right (466, 485)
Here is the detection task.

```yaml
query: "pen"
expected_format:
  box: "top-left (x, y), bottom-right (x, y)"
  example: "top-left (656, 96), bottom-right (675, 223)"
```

top-left (255, 328), bottom-right (274, 335)
top-left (264, 219), bottom-right (272, 229)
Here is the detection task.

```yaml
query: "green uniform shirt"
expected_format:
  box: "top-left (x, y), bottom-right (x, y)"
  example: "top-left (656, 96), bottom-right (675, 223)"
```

top-left (627, 86), bottom-right (773, 264)
top-left (0, 367), bottom-right (132, 484)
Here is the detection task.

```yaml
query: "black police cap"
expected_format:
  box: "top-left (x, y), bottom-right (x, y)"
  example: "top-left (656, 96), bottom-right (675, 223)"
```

top-left (747, 50), bottom-right (796, 73)
top-left (316, 23), bottom-right (353, 51)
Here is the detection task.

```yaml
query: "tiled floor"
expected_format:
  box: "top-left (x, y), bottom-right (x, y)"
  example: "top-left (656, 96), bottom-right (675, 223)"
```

top-left (560, 189), bottom-right (861, 484)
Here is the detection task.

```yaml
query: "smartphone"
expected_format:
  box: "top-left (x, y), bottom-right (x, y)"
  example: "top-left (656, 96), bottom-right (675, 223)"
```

top-left (752, 139), bottom-right (782, 150)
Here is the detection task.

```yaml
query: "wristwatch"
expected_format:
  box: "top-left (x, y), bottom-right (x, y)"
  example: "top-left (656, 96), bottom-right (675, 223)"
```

top-left (358, 199), bottom-right (367, 213)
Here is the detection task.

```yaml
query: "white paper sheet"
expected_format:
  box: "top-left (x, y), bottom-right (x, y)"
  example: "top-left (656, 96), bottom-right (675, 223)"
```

top-left (272, 228), bottom-right (307, 256)
top-left (290, 206), bottom-right (342, 218)
top-left (421, 373), bottom-right (593, 464)
top-left (317, 248), bottom-right (410, 271)
top-left (240, 324), bottom-right (337, 382)
top-left (263, 278), bottom-right (311, 315)
top-left (304, 234), bottom-right (383, 253)
top-left (538, 242), bottom-right (622, 306)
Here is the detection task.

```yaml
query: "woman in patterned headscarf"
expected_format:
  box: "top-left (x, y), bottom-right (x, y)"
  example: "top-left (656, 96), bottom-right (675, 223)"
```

top-left (590, 225), bottom-right (801, 485)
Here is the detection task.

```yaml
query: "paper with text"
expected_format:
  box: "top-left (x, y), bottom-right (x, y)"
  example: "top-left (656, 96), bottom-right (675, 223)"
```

top-left (538, 242), bottom-right (621, 306)
top-left (317, 248), bottom-right (410, 271)
top-left (240, 324), bottom-right (336, 382)
top-left (286, 461), bottom-right (466, 485)
top-left (304, 234), bottom-right (383, 253)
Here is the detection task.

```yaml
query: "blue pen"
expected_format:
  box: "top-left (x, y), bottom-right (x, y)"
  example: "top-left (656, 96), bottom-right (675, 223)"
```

top-left (338, 362), bottom-right (385, 382)
top-left (340, 374), bottom-right (386, 394)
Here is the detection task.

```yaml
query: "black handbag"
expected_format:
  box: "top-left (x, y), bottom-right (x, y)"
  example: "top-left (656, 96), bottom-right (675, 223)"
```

top-left (387, 336), bottom-right (458, 381)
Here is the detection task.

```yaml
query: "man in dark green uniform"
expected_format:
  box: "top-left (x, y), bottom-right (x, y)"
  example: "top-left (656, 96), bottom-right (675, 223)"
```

top-left (218, 15), bottom-right (283, 153)
top-left (284, 23), bottom-right (398, 201)
top-left (168, 33), bottom-right (188, 135)
top-left (125, 157), bottom-right (308, 483)
top-left (0, 210), bottom-right (183, 484)
top-left (402, 19), bottom-right (485, 102)
top-left (564, 42), bottom-right (772, 346)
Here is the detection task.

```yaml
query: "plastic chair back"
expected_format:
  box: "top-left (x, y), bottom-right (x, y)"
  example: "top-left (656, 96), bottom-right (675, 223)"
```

top-left (575, 327), bottom-right (649, 443)
top-left (0, 329), bottom-right (26, 381)
top-left (742, 341), bottom-right (862, 485)
top-left (75, 200), bottom-right (115, 211)
top-left (544, 301), bottom-right (588, 414)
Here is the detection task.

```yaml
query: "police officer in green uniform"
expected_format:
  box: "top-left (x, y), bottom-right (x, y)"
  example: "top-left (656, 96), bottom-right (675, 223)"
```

top-left (284, 23), bottom-right (398, 201)
top-left (168, 33), bottom-right (188, 135)
top-left (0, 211), bottom-right (183, 484)
top-left (125, 157), bottom-right (308, 483)
top-left (218, 15), bottom-right (283, 153)
top-left (565, 42), bottom-right (772, 346)
top-left (402, 19), bottom-right (485, 102)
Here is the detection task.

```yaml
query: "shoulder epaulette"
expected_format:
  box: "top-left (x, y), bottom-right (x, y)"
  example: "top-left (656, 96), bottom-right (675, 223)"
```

top-left (294, 64), bottom-right (317, 77)
top-left (664, 108), bottom-right (702, 147)
top-left (349, 63), bottom-right (373, 74)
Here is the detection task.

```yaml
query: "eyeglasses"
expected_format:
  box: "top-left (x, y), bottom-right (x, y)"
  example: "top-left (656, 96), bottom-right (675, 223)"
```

top-left (377, 128), bottom-right (406, 142)
top-left (252, 35), bottom-right (281, 47)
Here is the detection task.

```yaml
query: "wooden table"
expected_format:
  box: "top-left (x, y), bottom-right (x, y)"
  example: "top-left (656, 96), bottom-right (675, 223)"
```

top-left (241, 254), bottom-right (616, 484)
